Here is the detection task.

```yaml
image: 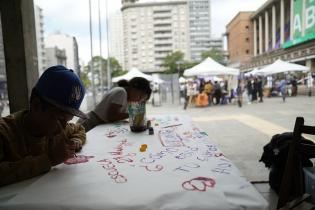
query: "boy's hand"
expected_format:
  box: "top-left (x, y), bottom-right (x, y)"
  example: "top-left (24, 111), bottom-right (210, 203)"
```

top-left (49, 123), bottom-right (75, 166)
top-left (49, 137), bottom-right (76, 166)
top-left (71, 138), bottom-right (83, 151)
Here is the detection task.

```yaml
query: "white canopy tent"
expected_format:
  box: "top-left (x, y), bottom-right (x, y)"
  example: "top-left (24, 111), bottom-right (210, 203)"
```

top-left (152, 77), bottom-right (165, 84)
top-left (258, 59), bottom-right (310, 76)
top-left (179, 77), bottom-right (186, 83)
top-left (112, 67), bottom-right (153, 83)
top-left (244, 68), bottom-right (265, 77)
top-left (183, 57), bottom-right (240, 77)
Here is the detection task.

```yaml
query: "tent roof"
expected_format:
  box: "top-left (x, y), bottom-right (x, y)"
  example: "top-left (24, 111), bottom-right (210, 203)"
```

top-left (183, 57), bottom-right (239, 77)
top-left (258, 59), bottom-right (310, 75)
top-left (244, 68), bottom-right (264, 77)
top-left (112, 68), bottom-right (153, 82)
top-left (152, 77), bottom-right (165, 84)
top-left (178, 77), bottom-right (186, 83)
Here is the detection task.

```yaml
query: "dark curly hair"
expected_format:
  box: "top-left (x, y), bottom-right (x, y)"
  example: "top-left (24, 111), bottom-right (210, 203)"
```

top-left (118, 77), bottom-right (152, 99)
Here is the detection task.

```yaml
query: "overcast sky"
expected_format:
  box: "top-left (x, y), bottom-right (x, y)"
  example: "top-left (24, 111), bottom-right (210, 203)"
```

top-left (34, 0), bottom-right (267, 65)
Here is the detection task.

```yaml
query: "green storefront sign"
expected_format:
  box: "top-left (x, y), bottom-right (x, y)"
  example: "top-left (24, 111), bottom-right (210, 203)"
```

top-left (283, 0), bottom-right (315, 48)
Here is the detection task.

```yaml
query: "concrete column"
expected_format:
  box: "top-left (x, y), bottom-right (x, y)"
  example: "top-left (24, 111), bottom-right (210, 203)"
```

top-left (0, 0), bottom-right (39, 113)
top-left (280, 0), bottom-right (285, 44)
top-left (253, 19), bottom-right (257, 56)
top-left (302, 0), bottom-right (306, 36)
top-left (259, 15), bottom-right (263, 54)
top-left (265, 11), bottom-right (269, 52)
top-left (290, 0), bottom-right (294, 40)
top-left (306, 60), bottom-right (315, 73)
top-left (272, 5), bottom-right (276, 48)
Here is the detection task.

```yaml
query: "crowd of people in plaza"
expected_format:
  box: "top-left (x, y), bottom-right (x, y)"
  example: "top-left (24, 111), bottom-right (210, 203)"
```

top-left (180, 73), bottom-right (314, 109)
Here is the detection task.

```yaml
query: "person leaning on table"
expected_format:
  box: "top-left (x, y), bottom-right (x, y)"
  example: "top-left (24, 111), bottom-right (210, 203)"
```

top-left (77, 77), bottom-right (152, 132)
top-left (0, 65), bottom-right (87, 187)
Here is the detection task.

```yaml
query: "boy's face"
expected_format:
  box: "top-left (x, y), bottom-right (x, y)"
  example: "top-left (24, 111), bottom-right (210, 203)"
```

top-left (34, 99), bottom-right (74, 136)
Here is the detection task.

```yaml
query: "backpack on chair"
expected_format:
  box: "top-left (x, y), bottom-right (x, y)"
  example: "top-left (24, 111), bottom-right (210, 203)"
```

top-left (259, 132), bottom-right (314, 194)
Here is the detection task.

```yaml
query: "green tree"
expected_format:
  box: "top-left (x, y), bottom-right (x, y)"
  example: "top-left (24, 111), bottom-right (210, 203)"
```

top-left (80, 65), bottom-right (91, 89)
top-left (201, 48), bottom-right (224, 63)
top-left (177, 60), bottom-right (199, 77)
top-left (109, 57), bottom-right (127, 77)
top-left (84, 56), bottom-right (124, 88)
top-left (161, 51), bottom-right (184, 74)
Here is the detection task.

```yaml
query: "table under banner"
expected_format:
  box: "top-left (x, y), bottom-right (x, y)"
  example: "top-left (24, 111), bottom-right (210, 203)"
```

top-left (0, 115), bottom-right (268, 210)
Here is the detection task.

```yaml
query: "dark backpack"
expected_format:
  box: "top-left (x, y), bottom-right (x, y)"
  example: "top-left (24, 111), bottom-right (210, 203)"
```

top-left (259, 132), bottom-right (314, 194)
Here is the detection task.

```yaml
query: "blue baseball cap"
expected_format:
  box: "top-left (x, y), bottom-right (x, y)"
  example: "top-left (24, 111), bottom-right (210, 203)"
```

top-left (35, 65), bottom-right (87, 119)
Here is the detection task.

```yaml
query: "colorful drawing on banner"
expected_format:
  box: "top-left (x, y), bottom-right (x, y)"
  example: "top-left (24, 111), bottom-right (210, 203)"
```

top-left (211, 158), bottom-right (232, 175)
top-left (64, 155), bottom-right (94, 165)
top-left (181, 127), bottom-right (208, 142)
top-left (174, 163), bottom-right (201, 172)
top-left (175, 146), bottom-right (198, 160)
top-left (153, 116), bottom-right (178, 127)
top-left (140, 147), bottom-right (179, 164)
top-left (197, 152), bottom-right (225, 162)
top-left (196, 144), bottom-right (224, 161)
top-left (162, 123), bottom-right (182, 129)
top-left (97, 159), bottom-right (128, 183)
top-left (182, 177), bottom-right (216, 192)
top-left (140, 164), bottom-right (164, 172)
top-left (105, 127), bottom-right (129, 138)
top-left (158, 129), bottom-right (185, 147)
top-left (109, 139), bottom-right (136, 164)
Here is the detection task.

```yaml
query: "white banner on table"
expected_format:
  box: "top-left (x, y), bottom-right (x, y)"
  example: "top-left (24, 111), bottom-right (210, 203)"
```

top-left (1, 115), bottom-right (268, 210)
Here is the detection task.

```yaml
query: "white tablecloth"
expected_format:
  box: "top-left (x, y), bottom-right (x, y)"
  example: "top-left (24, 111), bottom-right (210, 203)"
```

top-left (0, 115), bottom-right (268, 210)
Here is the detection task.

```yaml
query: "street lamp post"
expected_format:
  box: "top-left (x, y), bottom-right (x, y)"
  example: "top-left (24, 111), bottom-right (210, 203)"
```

top-left (89, 0), bottom-right (96, 107)
top-left (106, 0), bottom-right (111, 91)
top-left (176, 60), bottom-right (183, 104)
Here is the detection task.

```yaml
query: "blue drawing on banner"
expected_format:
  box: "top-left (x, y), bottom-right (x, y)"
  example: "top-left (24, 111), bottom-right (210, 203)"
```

top-left (140, 147), bottom-right (179, 164)
top-left (174, 162), bottom-right (201, 172)
top-left (181, 127), bottom-right (209, 142)
top-left (105, 127), bottom-right (129, 138)
top-left (211, 158), bottom-right (232, 175)
top-left (174, 146), bottom-right (198, 160)
top-left (158, 129), bottom-right (185, 147)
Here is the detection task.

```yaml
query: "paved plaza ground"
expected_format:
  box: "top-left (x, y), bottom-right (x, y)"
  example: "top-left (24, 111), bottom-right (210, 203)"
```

top-left (148, 95), bottom-right (315, 209)
top-left (148, 95), bottom-right (315, 182)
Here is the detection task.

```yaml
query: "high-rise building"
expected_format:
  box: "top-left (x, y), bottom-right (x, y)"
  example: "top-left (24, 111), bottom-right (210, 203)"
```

top-left (45, 47), bottom-right (67, 68)
top-left (45, 33), bottom-right (80, 73)
top-left (109, 11), bottom-right (125, 70)
top-left (187, 0), bottom-right (212, 61)
top-left (121, 0), bottom-right (189, 72)
top-left (34, 5), bottom-right (46, 75)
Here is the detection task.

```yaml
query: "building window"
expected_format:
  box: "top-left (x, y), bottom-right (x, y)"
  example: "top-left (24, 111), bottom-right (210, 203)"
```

top-left (246, 37), bottom-right (249, 42)
top-left (246, 50), bottom-right (250, 54)
top-left (245, 25), bottom-right (249, 29)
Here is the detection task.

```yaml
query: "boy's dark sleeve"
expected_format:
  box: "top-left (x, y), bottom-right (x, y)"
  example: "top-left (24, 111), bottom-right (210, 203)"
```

top-left (0, 137), bottom-right (51, 187)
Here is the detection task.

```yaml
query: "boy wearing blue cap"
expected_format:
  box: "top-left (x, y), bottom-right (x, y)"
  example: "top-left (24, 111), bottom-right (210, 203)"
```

top-left (0, 65), bottom-right (87, 187)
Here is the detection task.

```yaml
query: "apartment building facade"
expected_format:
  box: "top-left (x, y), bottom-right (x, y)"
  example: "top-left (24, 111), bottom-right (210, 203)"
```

top-left (226, 12), bottom-right (254, 68)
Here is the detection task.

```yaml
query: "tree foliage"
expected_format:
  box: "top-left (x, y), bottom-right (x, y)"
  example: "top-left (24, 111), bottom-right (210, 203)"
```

top-left (201, 48), bottom-right (224, 63)
top-left (161, 51), bottom-right (184, 74)
top-left (83, 56), bottom-right (124, 89)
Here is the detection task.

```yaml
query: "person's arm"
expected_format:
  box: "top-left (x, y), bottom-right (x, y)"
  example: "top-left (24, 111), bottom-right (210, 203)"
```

top-left (107, 103), bottom-right (129, 122)
top-left (0, 138), bottom-right (51, 187)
